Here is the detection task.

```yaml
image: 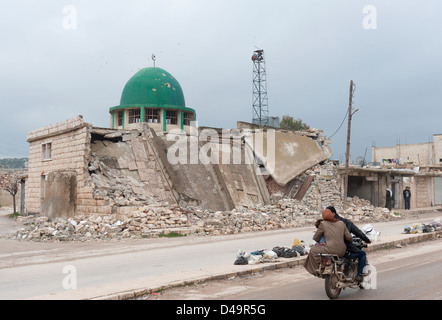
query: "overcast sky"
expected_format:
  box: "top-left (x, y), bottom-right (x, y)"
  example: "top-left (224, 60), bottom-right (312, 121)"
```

top-left (1, 0), bottom-right (441, 163)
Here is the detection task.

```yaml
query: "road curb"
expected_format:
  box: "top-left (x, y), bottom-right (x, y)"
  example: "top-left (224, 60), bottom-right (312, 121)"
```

top-left (93, 230), bottom-right (442, 300)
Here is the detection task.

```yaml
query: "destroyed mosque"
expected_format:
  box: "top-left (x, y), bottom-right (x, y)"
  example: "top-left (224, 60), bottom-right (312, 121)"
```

top-left (18, 65), bottom-right (442, 224)
top-left (24, 66), bottom-right (333, 219)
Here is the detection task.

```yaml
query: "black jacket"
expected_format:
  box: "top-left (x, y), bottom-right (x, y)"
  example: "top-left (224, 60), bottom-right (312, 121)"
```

top-left (335, 214), bottom-right (371, 253)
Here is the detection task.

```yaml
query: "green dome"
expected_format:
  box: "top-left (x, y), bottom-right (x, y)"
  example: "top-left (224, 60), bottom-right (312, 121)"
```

top-left (119, 67), bottom-right (186, 108)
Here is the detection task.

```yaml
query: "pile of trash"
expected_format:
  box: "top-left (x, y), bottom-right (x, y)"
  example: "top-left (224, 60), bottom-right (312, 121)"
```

top-left (234, 238), bottom-right (308, 265)
top-left (403, 218), bottom-right (442, 234)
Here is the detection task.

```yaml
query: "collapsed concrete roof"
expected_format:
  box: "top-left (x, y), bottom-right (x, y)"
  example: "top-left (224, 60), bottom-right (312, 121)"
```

top-left (244, 129), bottom-right (333, 186)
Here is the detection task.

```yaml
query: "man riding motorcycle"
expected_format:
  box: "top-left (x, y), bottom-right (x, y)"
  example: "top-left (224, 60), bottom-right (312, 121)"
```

top-left (326, 206), bottom-right (371, 282)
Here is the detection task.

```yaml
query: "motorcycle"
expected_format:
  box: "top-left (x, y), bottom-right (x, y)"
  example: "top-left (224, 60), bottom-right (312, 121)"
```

top-left (317, 237), bottom-right (373, 299)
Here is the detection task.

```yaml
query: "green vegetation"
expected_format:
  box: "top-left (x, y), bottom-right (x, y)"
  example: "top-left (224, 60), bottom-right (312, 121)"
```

top-left (279, 115), bottom-right (310, 131)
top-left (7, 212), bottom-right (20, 219)
top-left (159, 232), bottom-right (186, 238)
top-left (0, 158), bottom-right (28, 169)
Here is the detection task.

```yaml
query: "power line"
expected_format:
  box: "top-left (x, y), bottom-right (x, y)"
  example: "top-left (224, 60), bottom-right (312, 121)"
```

top-left (0, 139), bottom-right (28, 151)
top-left (0, 140), bottom-right (29, 158)
top-left (0, 148), bottom-right (28, 157)
top-left (327, 109), bottom-right (349, 139)
top-left (327, 82), bottom-right (356, 140)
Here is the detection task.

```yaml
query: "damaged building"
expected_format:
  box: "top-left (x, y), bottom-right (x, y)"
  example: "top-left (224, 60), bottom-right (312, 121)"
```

top-left (336, 137), bottom-right (442, 210)
top-left (25, 66), bottom-right (333, 218)
top-left (25, 116), bottom-right (333, 218)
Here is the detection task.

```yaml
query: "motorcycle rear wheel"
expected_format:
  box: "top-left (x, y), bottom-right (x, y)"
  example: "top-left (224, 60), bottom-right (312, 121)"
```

top-left (325, 274), bottom-right (341, 299)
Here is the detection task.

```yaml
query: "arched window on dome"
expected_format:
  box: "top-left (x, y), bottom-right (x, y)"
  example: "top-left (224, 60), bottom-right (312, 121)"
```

top-left (117, 111), bottom-right (123, 126)
top-left (145, 108), bottom-right (160, 123)
top-left (166, 110), bottom-right (178, 125)
top-left (183, 112), bottom-right (194, 126)
top-left (128, 109), bottom-right (141, 124)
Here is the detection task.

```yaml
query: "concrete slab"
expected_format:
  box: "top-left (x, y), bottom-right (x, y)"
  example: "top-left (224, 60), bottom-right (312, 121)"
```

top-left (246, 131), bottom-right (331, 186)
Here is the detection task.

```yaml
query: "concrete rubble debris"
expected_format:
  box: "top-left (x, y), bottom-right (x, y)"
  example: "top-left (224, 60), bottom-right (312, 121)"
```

top-left (4, 156), bottom-right (406, 242)
top-left (4, 194), bottom-right (402, 242)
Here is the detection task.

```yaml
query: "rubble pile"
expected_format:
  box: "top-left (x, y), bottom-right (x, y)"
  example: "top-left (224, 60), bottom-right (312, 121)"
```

top-left (5, 196), bottom-right (402, 242)
top-left (341, 197), bottom-right (402, 222)
top-left (88, 154), bottom-right (164, 207)
top-left (189, 203), bottom-right (315, 235)
top-left (9, 205), bottom-right (189, 242)
top-left (4, 159), bottom-right (402, 242)
top-left (303, 177), bottom-right (342, 211)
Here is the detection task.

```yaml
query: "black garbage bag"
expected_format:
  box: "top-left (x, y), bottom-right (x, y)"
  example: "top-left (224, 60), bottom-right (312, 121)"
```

top-left (281, 248), bottom-right (298, 258)
top-left (272, 247), bottom-right (284, 257)
top-left (292, 246), bottom-right (307, 256)
top-left (272, 246), bottom-right (298, 258)
top-left (234, 256), bottom-right (249, 265)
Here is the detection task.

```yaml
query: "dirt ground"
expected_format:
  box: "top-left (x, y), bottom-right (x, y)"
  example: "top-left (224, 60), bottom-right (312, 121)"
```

top-left (0, 206), bottom-right (21, 236)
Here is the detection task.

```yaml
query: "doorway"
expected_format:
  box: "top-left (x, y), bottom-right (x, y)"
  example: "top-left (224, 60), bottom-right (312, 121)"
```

top-left (434, 177), bottom-right (442, 205)
top-left (391, 180), bottom-right (400, 209)
top-left (40, 171), bottom-right (77, 218)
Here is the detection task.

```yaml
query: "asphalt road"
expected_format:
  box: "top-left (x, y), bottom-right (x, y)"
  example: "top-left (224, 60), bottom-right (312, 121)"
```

top-left (229, 241), bottom-right (442, 300)
top-left (152, 239), bottom-right (442, 300)
top-left (0, 209), bottom-right (441, 300)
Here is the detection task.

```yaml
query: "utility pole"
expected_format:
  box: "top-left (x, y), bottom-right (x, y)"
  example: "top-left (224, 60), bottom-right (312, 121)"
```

top-left (343, 80), bottom-right (358, 208)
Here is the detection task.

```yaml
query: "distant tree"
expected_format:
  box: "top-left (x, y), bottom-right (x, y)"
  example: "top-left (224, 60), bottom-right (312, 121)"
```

top-left (4, 173), bottom-right (18, 214)
top-left (0, 158), bottom-right (28, 169)
top-left (280, 115), bottom-right (310, 131)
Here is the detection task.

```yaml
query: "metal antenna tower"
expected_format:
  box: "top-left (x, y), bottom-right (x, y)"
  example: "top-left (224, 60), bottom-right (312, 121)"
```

top-left (252, 49), bottom-right (269, 126)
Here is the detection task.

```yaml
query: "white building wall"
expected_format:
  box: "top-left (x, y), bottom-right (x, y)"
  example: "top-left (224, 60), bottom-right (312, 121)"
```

top-left (372, 142), bottom-right (433, 166)
top-left (433, 134), bottom-right (442, 164)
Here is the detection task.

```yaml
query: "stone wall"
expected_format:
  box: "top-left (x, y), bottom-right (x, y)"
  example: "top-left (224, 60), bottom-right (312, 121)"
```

top-left (415, 176), bottom-right (432, 208)
top-left (433, 134), bottom-right (442, 164)
top-left (0, 170), bottom-right (26, 208)
top-left (25, 116), bottom-right (97, 216)
top-left (372, 143), bottom-right (434, 166)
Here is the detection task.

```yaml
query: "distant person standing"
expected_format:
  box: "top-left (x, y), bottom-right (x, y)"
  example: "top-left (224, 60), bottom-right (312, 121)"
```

top-left (403, 186), bottom-right (411, 210)
top-left (386, 187), bottom-right (393, 210)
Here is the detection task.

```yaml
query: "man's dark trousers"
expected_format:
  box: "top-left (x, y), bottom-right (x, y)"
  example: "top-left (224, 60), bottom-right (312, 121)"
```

top-left (405, 197), bottom-right (410, 210)
top-left (344, 251), bottom-right (367, 276)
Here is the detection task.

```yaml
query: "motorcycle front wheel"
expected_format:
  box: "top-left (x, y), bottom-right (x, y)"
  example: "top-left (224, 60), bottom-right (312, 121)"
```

top-left (325, 273), bottom-right (341, 299)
